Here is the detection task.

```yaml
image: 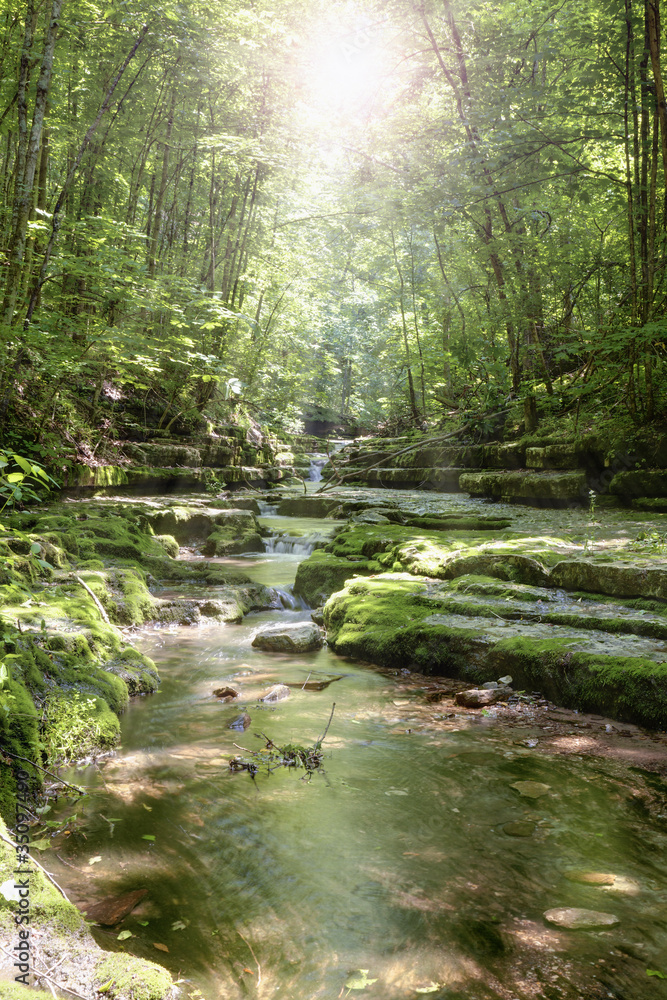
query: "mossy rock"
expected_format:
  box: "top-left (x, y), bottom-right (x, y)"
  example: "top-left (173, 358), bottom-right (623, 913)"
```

top-left (276, 496), bottom-right (345, 517)
top-left (294, 549), bottom-right (377, 606)
top-left (201, 510), bottom-right (265, 556)
top-left (93, 954), bottom-right (175, 1000)
top-left (154, 534), bottom-right (179, 558)
top-left (459, 470), bottom-right (588, 504)
top-left (490, 638), bottom-right (667, 728)
top-left (551, 560), bottom-right (667, 600)
top-left (324, 575), bottom-right (485, 679)
top-left (609, 470), bottom-right (667, 499)
top-left (323, 575), bottom-right (667, 727)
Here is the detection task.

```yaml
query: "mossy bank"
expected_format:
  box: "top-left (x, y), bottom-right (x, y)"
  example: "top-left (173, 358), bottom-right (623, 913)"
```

top-left (0, 817), bottom-right (177, 999)
top-left (291, 506), bottom-right (667, 728)
top-left (0, 497), bottom-right (278, 820)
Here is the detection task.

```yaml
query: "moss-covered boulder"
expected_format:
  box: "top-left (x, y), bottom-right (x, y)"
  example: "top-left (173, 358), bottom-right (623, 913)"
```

top-left (201, 509), bottom-right (265, 555)
top-left (294, 549), bottom-right (378, 607)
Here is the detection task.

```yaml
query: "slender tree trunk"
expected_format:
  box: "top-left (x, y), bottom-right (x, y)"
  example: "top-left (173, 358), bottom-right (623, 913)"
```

top-left (2, 0), bottom-right (61, 327)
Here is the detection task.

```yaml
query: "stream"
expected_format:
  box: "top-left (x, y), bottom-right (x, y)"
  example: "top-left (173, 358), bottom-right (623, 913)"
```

top-left (48, 494), bottom-right (667, 1000)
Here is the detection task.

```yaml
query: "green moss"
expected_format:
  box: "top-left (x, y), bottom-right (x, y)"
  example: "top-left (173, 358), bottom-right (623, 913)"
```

top-left (106, 647), bottom-right (160, 695)
top-left (0, 819), bottom-right (85, 933)
top-left (490, 637), bottom-right (667, 728)
top-left (324, 576), bottom-right (484, 679)
top-left (93, 954), bottom-right (174, 1000)
top-left (155, 533), bottom-right (179, 557)
top-left (0, 982), bottom-right (53, 999)
top-left (42, 692), bottom-right (120, 763)
top-left (294, 549), bottom-right (377, 606)
top-left (0, 676), bottom-right (41, 820)
top-left (201, 510), bottom-right (265, 556)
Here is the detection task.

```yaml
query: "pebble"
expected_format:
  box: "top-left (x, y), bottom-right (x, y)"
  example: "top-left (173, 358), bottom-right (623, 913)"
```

top-left (260, 684), bottom-right (291, 703)
top-left (543, 907), bottom-right (620, 929)
top-left (564, 871), bottom-right (616, 886)
top-left (510, 780), bottom-right (550, 798)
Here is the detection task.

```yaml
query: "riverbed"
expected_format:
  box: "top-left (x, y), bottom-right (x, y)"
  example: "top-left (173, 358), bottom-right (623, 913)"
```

top-left (47, 490), bottom-right (667, 1000)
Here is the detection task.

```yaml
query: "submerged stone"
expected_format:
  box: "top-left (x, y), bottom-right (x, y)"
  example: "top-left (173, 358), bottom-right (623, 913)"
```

top-left (229, 712), bottom-right (252, 729)
top-left (502, 821), bottom-right (536, 837)
top-left (455, 687), bottom-right (511, 707)
top-left (510, 781), bottom-right (551, 798)
top-left (543, 907), bottom-right (620, 929)
top-left (564, 871), bottom-right (616, 886)
top-left (81, 888), bottom-right (148, 926)
top-left (260, 684), bottom-right (291, 702)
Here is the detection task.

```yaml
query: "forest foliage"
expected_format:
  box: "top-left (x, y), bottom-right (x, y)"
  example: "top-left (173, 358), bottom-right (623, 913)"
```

top-left (0, 0), bottom-right (665, 473)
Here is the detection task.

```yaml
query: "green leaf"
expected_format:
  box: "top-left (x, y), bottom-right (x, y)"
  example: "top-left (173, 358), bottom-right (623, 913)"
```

top-left (141, 834), bottom-right (156, 841)
top-left (647, 970), bottom-right (667, 979)
top-left (12, 455), bottom-right (33, 473)
top-left (345, 970), bottom-right (378, 990)
top-left (117, 929), bottom-right (133, 941)
top-left (31, 838), bottom-right (51, 851)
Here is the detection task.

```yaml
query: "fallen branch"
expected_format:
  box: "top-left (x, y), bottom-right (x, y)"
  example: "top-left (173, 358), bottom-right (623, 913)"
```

top-left (70, 574), bottom-right (111, 624)
top-left (0, 829), bottom-right (73, 902)
top-left (237, 929), bottom-right (262, 987)
top-left (315, 410), bottom-right (512, 492)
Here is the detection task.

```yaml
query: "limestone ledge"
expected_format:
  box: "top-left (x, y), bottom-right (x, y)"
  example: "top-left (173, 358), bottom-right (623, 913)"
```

top-left (65, 463), bottom-right (289, 492)
top-left (459, 470), bottom-right (588, 503)
top-left (323, 575), bottom-right (667, 729)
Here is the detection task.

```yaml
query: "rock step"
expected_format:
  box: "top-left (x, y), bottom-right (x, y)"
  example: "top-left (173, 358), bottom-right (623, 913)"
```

top-left (65, 464), bottom-right (293, 492)
top-left (459, 470), bottom-right (588, 503)
top-left (322, 574), bottom-right (667, 728)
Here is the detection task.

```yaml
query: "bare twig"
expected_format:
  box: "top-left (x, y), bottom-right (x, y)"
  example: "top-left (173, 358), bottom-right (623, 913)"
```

top-left (70, 574), bottom-right (110, 624)
top-left (237, 929), bottom-right (262, 987)
top-left (0, 942), bottom-right (88, 999)
top-left (316, 703), bottom-right (336, 747)
top-left (0, 830), bottom-right (72, 902)
top-left (0, 750), bottom-right (85, 796)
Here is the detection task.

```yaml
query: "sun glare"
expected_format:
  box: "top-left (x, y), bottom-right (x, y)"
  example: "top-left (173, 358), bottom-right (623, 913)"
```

top-left (303, 19), bottom-right (388, 114)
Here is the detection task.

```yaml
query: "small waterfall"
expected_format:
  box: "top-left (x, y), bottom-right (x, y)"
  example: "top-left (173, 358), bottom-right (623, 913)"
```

top-left (264, 532), bottom-right (326, 556)
top-left (258, 500), bottom-right (279, 516)
top-left (308, 455), bottom-right (328, 483)
top-left (306, 440), bottom-right (350, 482)
top-left (271, 586), bottom-right (310, 610)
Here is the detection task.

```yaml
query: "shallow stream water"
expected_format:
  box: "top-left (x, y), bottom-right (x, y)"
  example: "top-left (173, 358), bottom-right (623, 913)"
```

top-left (49, 490), bottom-right (667, 1000)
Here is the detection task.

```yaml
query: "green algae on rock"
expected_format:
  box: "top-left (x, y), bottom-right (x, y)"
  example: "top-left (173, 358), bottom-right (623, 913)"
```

top-left (323, 574), bottom-right (667, 728)
top-left (0, 499), bottom-right (276, 819)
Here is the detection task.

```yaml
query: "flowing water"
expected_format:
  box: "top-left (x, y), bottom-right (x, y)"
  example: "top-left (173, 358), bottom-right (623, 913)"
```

top-left (49, 494), bottom-right (667, 1000)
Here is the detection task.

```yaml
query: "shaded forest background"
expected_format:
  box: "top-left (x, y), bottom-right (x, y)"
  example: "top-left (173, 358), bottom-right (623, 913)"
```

top-left (0, 0), bottom-right (666, 479)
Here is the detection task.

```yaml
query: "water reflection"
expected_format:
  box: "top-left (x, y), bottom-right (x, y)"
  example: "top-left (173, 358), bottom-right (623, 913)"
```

top-left (49, 552), bottom-right (667, 1000)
